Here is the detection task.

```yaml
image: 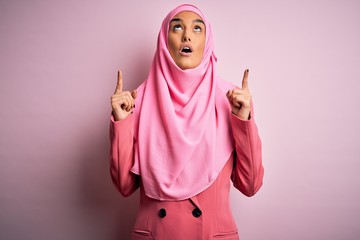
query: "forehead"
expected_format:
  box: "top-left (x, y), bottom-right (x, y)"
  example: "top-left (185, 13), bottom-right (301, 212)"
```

top-left (171, 11), bottom-right (203, 23)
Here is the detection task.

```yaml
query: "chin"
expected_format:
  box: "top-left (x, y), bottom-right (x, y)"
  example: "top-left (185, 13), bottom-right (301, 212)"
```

top-left (177, 61), bottom-right (199, 70)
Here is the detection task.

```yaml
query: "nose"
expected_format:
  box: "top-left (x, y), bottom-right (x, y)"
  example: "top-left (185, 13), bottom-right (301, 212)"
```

top-left (182, 30), bottom-right (191, 42)
top-left (182, 36), bottom-right (191, 42)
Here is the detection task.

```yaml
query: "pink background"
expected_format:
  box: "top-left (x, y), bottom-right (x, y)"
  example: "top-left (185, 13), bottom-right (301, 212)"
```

top-left (1, 0), bottom-right (359, 239)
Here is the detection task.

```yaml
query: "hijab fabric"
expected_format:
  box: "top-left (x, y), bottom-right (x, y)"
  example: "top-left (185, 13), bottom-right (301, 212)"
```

top-left (131, 4), bottom-right (235, 200)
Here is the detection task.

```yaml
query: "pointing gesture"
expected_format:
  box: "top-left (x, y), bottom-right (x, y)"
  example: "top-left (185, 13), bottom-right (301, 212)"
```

top-left (111, 70), bottom-right (137, 121)
top-left (115, 70), bottom-right (123, 93)
top-left (242, 68), bottom-right (249, 91)
top-left (226, 69), bottom-right (252, 120)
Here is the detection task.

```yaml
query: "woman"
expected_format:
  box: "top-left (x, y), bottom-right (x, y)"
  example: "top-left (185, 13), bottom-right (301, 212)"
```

top-left (110, 4), bottom-right (264, 239)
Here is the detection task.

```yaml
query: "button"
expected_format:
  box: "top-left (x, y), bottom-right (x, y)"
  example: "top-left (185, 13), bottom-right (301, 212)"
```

top-left (158, 208), bottom-right (166, 218)
top-left (192, 208), bottom-right (202, 218)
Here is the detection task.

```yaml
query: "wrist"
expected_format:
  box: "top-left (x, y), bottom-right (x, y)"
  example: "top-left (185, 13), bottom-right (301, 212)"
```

top-left (233, 108), bottom-right (251, 120)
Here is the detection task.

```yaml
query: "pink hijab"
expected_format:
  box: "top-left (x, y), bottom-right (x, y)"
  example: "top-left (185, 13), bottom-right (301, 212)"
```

top-left (131, 4), bottom-right (236, 200)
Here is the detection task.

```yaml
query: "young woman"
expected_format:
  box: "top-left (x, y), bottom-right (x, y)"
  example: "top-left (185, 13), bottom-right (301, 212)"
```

top-left (110, 4), bottom-right (264, 239)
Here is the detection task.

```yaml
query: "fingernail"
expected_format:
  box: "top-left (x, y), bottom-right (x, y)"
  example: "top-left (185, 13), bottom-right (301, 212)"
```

top-left (246, 69), bottom-right (249, 73)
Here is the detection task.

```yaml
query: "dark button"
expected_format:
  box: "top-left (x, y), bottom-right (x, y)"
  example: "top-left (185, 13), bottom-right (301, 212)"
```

top-left (158, 208), bottom-right (166, 218)
top-left (192, 208), bottom-right (202, 218)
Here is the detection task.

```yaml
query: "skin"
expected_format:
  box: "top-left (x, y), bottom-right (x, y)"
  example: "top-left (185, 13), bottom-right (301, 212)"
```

top-left (227, 69), bottom-right (252, 120)
top-left (167, 11), bottom-right (205, 70)
top-left (111, 70), bottom-right (137, 121)
top-left (111, 12), bottom-right (252, 121)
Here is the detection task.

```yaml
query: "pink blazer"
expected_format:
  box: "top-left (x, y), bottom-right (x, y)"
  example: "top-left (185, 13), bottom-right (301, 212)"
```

top-left (109, 113), bottom-right (264, 240)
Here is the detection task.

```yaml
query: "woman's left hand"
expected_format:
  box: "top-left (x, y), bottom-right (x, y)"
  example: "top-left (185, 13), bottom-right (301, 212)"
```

top-left (226, 69), bottom-right (252, 120)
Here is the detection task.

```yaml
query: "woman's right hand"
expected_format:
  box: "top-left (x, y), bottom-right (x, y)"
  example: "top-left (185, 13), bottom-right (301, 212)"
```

top-left (111, 70), bottom-right (137, 121)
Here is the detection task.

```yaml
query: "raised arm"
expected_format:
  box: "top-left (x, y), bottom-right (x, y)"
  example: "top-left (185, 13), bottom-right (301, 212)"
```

top-left (230, 113), bottom-right (264, 197)
top-left (109, 70), bottom-right (139, 197)
top-left (226, 69), bottom-right (264, 196)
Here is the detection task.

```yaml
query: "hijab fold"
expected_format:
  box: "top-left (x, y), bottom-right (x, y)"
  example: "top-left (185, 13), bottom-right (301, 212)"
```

top-left (131, 4), bottom-right (235, 200)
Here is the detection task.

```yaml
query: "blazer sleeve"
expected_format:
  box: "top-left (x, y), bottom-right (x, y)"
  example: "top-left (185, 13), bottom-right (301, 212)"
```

top-left (109, 114), bottom-right (140, 197)
top-left (230, 108), bottom-right (264, 197)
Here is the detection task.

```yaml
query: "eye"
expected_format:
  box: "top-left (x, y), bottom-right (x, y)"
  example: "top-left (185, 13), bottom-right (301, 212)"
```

top-left (173, 24), bottom-right (182, 31)
top-left (194, 26), bottom-right (202, 32)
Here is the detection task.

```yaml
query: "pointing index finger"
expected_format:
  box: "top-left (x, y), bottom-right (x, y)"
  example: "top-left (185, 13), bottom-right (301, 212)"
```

top-left (115, 70), bottom-right (123, 94)
top-left (242, 69), bottom-right (249, 90)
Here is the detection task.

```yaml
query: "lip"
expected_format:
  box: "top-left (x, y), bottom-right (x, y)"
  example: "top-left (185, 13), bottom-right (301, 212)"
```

top-left (179, 44), bottom-right (193, 57)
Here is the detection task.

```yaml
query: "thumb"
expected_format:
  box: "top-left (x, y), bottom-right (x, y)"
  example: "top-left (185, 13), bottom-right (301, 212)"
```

top-left (131, 90), bottom-right (137, 99)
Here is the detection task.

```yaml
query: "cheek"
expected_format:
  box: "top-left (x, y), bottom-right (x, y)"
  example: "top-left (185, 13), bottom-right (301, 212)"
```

top-left (196, 36), bottom-right (206, 59)
top-left (200, 35), bottom-right (206, 52)
top-left (168, 35), bottom-right (178, 57)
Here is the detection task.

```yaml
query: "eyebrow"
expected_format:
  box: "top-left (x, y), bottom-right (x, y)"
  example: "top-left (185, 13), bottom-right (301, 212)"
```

top-left (170, 18), bottom-right (205, 25)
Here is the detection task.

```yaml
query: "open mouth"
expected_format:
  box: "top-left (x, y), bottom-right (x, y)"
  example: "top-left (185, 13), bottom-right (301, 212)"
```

top-left (181, 46), bottom-right (192, 53)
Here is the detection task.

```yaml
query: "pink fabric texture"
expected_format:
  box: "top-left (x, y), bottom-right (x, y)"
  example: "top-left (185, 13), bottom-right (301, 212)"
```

top-left (109, 112), bottom-right (264, 239)
top-left (130, 4), bottom-right (236, 200)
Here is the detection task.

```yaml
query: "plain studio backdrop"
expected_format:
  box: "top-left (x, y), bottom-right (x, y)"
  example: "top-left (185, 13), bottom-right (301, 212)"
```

top-left (1, 0), bottom-right (359, 239)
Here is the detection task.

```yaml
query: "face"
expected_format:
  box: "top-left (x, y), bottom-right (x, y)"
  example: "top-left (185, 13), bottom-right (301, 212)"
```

top-left (168, 11), bottom-right (206, 70)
